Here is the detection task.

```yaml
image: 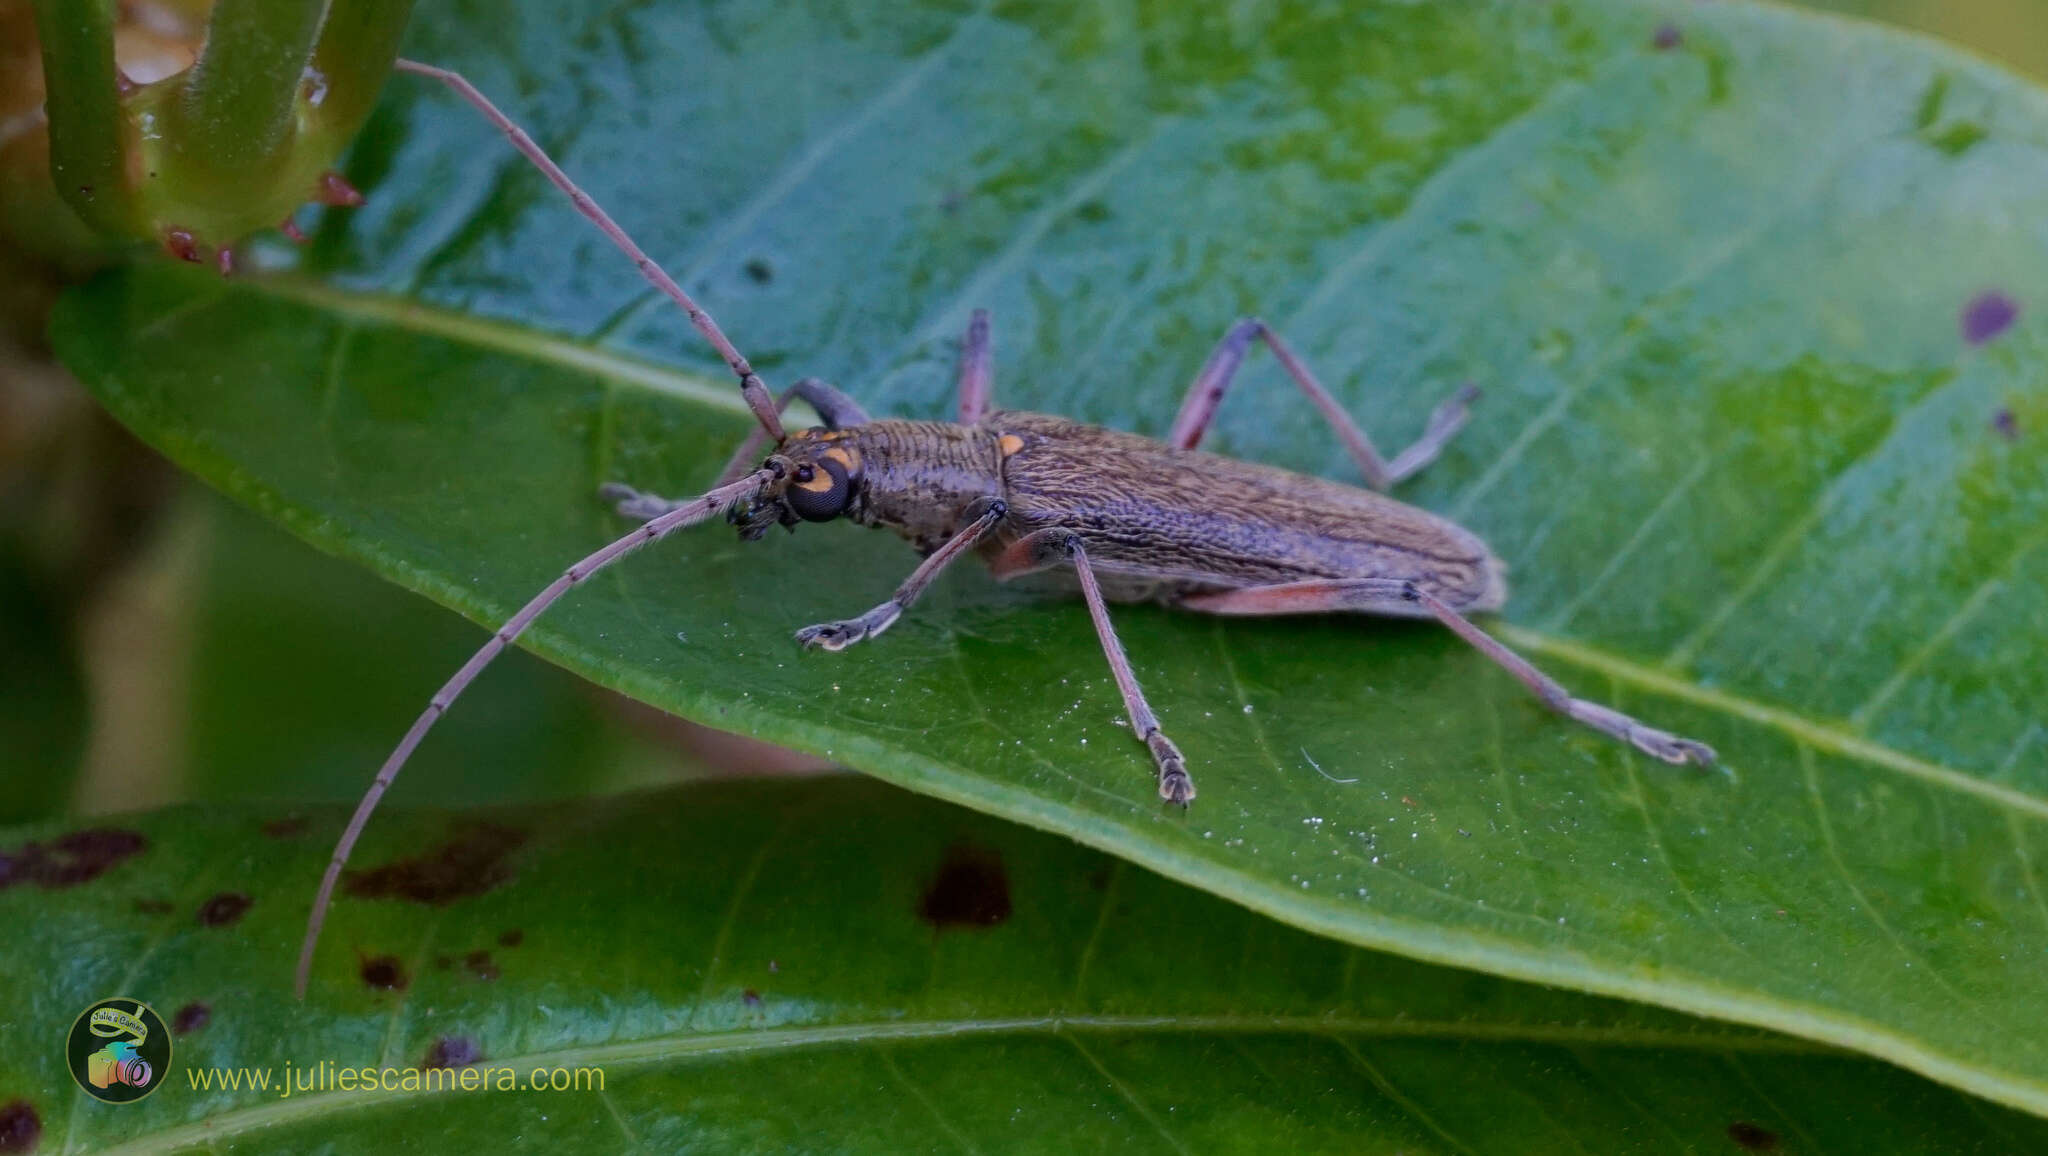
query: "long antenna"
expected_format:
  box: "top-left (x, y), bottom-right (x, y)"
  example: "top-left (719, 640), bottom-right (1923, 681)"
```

top-left (301, 59), bottom-right (806, 998)
top-left (297, 470), bottom-right (774, 997)
top-left (392, 60), bottom-right (786, 443)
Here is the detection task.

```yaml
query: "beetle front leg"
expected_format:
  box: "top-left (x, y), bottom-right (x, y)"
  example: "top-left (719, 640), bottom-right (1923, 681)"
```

top-left (1170, 318), bottom-right (1478, 491)
top-left (598, 482), bottom-right (690, 521)
top-left (796, 501), bottom-right (1007, 651)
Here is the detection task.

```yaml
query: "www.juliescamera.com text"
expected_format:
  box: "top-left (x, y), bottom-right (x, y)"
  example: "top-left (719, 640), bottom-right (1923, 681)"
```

top-left (186, 1061), bottom-right (604, 1097)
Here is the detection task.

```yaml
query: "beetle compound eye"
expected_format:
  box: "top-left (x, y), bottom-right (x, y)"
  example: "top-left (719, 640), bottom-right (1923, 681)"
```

top-left (785, 455), bottom-right (851, 522)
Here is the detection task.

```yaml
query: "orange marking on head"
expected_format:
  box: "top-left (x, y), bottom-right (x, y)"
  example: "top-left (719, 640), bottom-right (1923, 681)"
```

top-left (998, 434), bottom-right (1024, 456)
top-left (823, 446), bottom-right (861, 473)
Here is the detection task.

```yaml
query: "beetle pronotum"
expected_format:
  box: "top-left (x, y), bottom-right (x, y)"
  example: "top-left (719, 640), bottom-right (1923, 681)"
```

top-left (295, 59), bottom-right (1716, 996)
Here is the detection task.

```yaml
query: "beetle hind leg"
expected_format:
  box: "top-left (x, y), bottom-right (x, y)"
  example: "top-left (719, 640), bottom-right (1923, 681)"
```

top-left (1182, 578), bottom-right (1715, 767)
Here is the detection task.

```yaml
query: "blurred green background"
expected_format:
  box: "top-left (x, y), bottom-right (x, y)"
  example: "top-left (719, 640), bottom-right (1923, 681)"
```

top-left (2, 0), bottom-right (2045, 825)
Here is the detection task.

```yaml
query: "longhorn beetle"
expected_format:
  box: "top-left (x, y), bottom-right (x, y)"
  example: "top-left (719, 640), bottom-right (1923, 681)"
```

top-left (295, 59), bottom-right (1717, 996)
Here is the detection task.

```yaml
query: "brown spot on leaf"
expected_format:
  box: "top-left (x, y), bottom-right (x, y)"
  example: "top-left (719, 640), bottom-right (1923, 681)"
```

top-left (1994, 408), bottom-right (2020, 440)
top-left (360, 954), bottom-right (408, 991)
top-left (261, 816), bottom-right (308, 840)
top-left (743, 257), bottom-right (774, 285)
top-left (1652, 22), bottom-right (1682, 50)
top-left (0, 1100), bottom-right (39, 1153)
top-left (343, 825), bottom-right (527, 906)
top-left (1727, 1122), bottom-right (1779, 1151)
top-left (1962, 290), bottom-right (2019, 345)
top-left (498, 928), bottom-right (524, 948)
top-left (920, 845), bottom-right (1011, 930)
top-left (463, 950), bottom-right (500, 982)
top-left (197, 892), bottom-right (252, 927)
top-left (173, 1002), bottom-right (210, 1033)
top-left (0, 828), bottom-right (147, 891)
top-left (742, 989), bottom-right (762, 1007)
top-left (422, 1037), bottom-right (483, 1070)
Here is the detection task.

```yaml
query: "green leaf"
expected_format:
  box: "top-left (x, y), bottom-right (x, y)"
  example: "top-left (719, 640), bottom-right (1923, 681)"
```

top-left (180, 490), bottom-right (693, 809)
top-left (48, 0), bottom-right (2048, 1115)
top-left (5, 779), bottom-right (2045, 1152)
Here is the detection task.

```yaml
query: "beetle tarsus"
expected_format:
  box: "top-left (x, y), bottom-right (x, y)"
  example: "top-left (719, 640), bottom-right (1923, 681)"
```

top-left (600, 482), bottom-right (684, 521)
top-left (795, 620), bottom-right (867, 651)
top-left (1150, 732), bottom-right (1196, 806)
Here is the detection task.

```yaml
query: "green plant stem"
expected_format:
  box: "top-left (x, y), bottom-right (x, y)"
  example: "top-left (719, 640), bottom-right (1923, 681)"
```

top-left (308, 0), bottom-right (418, 142)
top-left (170, 0), bottom-right (327, 190)
top-left (29, 0), bottom-right (140, 236)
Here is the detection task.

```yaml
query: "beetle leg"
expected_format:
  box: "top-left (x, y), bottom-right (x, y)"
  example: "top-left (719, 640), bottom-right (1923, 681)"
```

top-left (1182, 579), bottom-right (1716, 767)
top-left (957, 308), bottom-right (994, 424)
top-left (983, 526), bottom-right (1080, 580)
top-left (597, 483), bottom-right (690, 521)
top-left (795, 501), bottom-right (1007, 651)
top-left (1062, 536), bottom-right (1195, 805)
top-left (1169, 318), bottom-right (1478, 491)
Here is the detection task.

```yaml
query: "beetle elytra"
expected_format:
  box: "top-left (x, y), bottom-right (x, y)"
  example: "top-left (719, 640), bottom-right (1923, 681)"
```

top-left (295, 59), bottom-right (1716, 997)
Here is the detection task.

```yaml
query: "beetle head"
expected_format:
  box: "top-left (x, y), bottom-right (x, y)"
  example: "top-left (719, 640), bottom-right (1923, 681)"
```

top-left (728, 428), bottom-right (866, 540)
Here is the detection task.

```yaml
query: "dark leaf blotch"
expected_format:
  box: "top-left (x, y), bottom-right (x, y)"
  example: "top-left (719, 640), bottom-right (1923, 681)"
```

top-left (920, 845), bottom-right (1012, 930)
top-left (361, 954), bottom-right (409, 990)
top-left (1962, 290), bottom-right (2019, 345)
top-left (343, 824), bottom-right (527, 906)
top-left (423, 1036), bottom-right (484, 1070)
top-left (0, 828), bottom-right (147, 891)
top-left (173, 1001), bottom-right (211, 1033)
top-left (261, 816), bottom-right (308, 839)
top-left (197, 891), bottom-right (253, 927)
top-left (0, 1100), bottom-right (39, 1154)
top-left (1727, 1121), bottom-right (1780, 1151)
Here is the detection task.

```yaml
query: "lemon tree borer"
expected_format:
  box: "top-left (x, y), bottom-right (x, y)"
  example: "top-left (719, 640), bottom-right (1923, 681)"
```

top-left (296, 60), bottom-right (1716, 996)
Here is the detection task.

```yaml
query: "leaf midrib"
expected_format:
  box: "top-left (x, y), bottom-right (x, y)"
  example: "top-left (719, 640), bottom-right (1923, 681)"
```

top-left (221, 274), bottom-right (2048, 825)
top-left (90, 1015), bottom-right (1821, 1155)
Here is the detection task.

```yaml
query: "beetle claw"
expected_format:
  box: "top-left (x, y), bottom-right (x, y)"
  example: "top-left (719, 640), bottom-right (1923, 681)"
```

top-left (795, 621), bottom-right (864, 651)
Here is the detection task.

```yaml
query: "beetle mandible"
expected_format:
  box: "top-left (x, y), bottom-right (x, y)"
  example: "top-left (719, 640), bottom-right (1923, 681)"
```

top-left (296, 60), bottom-right (1716, 996)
